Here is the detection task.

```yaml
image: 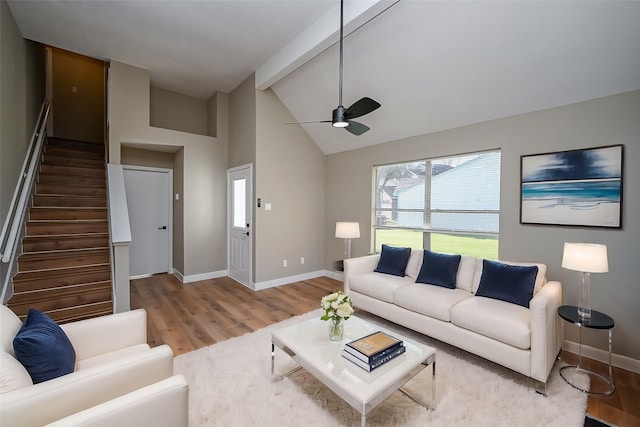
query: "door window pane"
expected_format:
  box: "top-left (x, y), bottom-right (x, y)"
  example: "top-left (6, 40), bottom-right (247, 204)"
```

top-left (233, 178), bottom-right (246, 228)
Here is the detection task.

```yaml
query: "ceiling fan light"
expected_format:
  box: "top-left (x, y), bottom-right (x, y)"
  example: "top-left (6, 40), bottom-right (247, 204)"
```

top-left (332, 105), bottom-right (349, 127)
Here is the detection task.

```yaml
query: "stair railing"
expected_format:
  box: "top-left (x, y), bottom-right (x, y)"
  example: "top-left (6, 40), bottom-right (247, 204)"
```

top-left (1, 98), bottom-right (51, 303)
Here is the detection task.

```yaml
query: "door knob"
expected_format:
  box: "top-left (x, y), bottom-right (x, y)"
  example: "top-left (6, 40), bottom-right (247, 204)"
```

top-left (246, 231), bottom-right (250, 236)
top-left (158, 226), bottom-right (167, 230)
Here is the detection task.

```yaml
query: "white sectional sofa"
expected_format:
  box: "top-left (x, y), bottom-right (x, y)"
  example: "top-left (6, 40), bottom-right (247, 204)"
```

top-left (344, 248), bottom-right (563, 390)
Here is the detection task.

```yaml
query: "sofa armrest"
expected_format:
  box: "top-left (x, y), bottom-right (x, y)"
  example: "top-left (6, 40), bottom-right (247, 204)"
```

top-left (0, 345), bottom-right (174, 427)
top-left (44, 375), bottom-right (188, 427)
top-left (61, 309), bottom-right (147, 361)
top-left (344, 254), bottom-right (380, 293)
top-left (529, 280), bottom-right (563, 383)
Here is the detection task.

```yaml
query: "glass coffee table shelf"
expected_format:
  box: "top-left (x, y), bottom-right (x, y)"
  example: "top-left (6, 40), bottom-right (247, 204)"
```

top-left (557, 305), bottom-right (615, 397)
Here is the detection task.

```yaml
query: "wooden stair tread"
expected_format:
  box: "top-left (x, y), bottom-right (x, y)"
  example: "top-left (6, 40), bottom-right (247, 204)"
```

top-left (35, 184), bottom-right (107, 197)
top-left (22, 233), bottom-right (109, 251)
top-left (40, 164), bottom-right (106, 177)
top-left (38, 173), bottom-right (106, 187)
top-left (13, 302), bottom-right (114, 324)
top-left (20, 247), bottom-right (109, 259)
top-left (32, 195), bottom-right (107, 207)
top-left (10, 281), bottom-right (112, 304)
top-left (13, 264), bottom-right (111, 286)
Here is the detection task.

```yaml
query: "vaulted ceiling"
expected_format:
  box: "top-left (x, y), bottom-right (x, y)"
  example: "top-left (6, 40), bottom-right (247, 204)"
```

top-left (8, 1), bottom-right (640, 154)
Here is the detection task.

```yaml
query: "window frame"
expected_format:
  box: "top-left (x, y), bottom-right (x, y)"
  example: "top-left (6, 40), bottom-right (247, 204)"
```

top-left (372, 150), bottom-right (500, 254)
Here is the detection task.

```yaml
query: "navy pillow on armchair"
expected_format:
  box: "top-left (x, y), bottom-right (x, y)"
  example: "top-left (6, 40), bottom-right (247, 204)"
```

top-left (374, 244), bottom-right (412, 277)
top-left (476, 260), bottom-right (538, 308)
top-left (13, 309), bottom-right (76, 384)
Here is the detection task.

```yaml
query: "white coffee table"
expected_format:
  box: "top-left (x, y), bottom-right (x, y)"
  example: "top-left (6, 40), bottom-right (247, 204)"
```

top-left (271, 315), bottom-right (436, 427)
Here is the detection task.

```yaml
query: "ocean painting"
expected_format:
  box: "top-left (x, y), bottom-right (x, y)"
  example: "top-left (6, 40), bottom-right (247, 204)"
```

top-left (520, 145), bottom-right (623, 228)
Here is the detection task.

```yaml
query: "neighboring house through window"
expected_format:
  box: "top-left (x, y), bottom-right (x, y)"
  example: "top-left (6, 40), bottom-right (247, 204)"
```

top-left (373, 150), bottom-right (501, 259)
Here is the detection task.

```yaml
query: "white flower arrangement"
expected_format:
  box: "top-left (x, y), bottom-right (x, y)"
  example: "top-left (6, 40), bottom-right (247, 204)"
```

top-left (320, 291), bottom-right (354, 322)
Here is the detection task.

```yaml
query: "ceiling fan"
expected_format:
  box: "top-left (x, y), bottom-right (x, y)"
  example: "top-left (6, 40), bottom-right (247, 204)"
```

top-left (291, 0), bottom-right (381, 136)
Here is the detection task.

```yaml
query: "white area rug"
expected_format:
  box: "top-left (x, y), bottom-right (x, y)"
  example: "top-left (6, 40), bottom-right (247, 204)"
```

top-left (175, 310), bottom-right (587, 426)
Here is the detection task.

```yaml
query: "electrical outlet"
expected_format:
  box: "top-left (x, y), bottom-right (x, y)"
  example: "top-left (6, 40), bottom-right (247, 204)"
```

top-left (283, 259), bottom-right (287, 267)
top-left (300, 257), bottom-right (305, 264)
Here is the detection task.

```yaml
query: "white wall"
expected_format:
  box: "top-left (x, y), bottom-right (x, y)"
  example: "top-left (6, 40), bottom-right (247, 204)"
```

top-left (325, 90), bottom-right (640, 361)
top-left (108, 61), bottom-right (229, 279)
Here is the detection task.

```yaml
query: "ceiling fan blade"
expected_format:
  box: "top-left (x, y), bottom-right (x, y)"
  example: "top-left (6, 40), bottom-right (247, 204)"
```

top-left (345, 120), bottom-right (370, 136)
top-left (345, 97), bottom-right (381, 120)
top-left (286, 120), bottom-right (332, 124)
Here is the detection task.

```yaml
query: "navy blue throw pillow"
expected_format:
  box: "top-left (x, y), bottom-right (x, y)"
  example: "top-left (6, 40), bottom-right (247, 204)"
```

top-left (415, 250), bottom-right (461, 289)
top-left (374, 244), bottom-right (412, 277)
top-left (13, 309), bottom-right (76, 384)
top-left (476, 260), bottom-right (538, 308)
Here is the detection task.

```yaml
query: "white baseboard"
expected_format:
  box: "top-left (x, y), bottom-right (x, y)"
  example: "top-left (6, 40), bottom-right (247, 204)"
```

top-left (129, 274), bottom-right (153, 280)
top-left (563, 339), bottom-right (640, 374)
top-left (254, 270), bottom-right (325, 291)
top-left (173, 268), bottom-right (227, 284)
top-left (323, 269), bottom-right (344, 282)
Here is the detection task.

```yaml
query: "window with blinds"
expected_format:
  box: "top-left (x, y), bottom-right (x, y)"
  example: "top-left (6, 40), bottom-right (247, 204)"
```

top-left (373, 150), bottom-right (500, 259)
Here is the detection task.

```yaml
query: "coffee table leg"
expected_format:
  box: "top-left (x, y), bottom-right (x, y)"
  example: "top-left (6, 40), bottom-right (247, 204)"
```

top-left (361, 413), bottom-right (366, 427)
top-left (399, 359), bottom-right (436, 411)
top-left (271, 341), bottom-right (302, 381)
top-left (271, 343), bottom-right (275, 377)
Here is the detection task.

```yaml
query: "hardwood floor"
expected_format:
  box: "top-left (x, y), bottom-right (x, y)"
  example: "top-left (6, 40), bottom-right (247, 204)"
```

top-left (131, 273), bottom-right (640, 427)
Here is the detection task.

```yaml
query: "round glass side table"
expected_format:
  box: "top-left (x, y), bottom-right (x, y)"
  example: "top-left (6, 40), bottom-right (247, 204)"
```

top-left (558, 305), bottom-right (615, 396)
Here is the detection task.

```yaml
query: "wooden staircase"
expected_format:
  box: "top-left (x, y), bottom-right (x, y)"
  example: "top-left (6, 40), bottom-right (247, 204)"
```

top-left (7, 137), bottom-right (113, 323)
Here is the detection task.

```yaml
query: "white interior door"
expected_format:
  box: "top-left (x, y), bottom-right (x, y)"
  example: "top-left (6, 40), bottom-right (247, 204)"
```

top-left (123, 166), bottom-right (172, 278)
top-left (228, 165), bottom-right (252, 287)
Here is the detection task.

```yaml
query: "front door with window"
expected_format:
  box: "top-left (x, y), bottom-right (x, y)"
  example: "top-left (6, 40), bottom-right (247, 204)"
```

top-left (228, 165), bottom-right (252, 287)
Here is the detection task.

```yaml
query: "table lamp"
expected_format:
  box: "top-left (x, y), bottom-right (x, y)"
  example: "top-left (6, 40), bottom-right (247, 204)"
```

top-left (561, 242), bottom-right (608, 319)
top-left (335, 222), bottom-right (360, 260)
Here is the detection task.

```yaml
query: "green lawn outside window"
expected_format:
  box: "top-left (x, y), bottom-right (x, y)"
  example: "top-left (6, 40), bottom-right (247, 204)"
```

top-left (375, 229), bottom-right (498, 259)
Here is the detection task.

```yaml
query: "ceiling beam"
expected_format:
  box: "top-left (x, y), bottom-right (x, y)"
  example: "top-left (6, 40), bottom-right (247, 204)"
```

top-left (255, 0), bottom-right (398, 90)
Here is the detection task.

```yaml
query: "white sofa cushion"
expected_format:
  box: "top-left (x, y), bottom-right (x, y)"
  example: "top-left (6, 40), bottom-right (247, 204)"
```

top-left (450, 296), bottom-right (531, 350)
top-left (472, 259), bottom-right (547, 295)
top-left (456, 256), bottom-right (477, 292)
top-left (349, 272), bottom-right (413, 303)
top-left (1, 352), bottom-right (33, 393)
top-left (405, 250), bottom-right (423, 279)
top-left (394, 284), bottom-right (473, 322)
top-left (1, 306), bottom-right (23, 356)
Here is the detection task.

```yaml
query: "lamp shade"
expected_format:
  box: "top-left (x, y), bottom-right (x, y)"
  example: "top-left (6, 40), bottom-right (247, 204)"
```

top-left (335, 222), bottom-right (360, 239)
top-left (562, 243), bottom-right (609, 273)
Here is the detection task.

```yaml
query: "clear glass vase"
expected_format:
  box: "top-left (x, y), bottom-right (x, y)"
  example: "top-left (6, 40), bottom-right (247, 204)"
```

top-left (329, 317), bottom-right (344, 341)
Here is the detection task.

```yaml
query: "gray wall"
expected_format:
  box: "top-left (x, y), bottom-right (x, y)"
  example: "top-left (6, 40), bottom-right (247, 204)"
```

top-left (255, 88), bottom-right (326, 283)
top-left (150, 86), bottom-right (208, 136)
top-left (1, 0), bottom-right (45, 223)
top-left (229, 74), bottom-right (326, 285)
top-left (51, 48), bottom-right (105, 144)
top-left (228, 74), bottom-right (256, 169)
top-left (325, 90), bottom-right (640, 360)
top-left (108, 61), bottom-right (228, 279)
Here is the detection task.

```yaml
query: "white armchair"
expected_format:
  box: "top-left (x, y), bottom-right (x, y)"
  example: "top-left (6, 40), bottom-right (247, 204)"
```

top-left (0, 306), bottom-right (188, 427)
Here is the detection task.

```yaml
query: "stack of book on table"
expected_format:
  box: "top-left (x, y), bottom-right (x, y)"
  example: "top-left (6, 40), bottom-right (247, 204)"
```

top-left (342, 331), bottom-right (405, 372)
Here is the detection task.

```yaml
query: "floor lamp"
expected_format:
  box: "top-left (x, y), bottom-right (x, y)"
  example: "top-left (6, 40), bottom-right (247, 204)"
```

top-left (335, 222), bottom-right (360, 260)
top-left (561, 242), bottom-right (609, 319)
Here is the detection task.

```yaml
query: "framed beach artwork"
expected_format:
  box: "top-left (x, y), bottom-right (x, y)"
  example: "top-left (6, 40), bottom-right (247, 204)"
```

top-left (520, 145), bottom-right (623, 228)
